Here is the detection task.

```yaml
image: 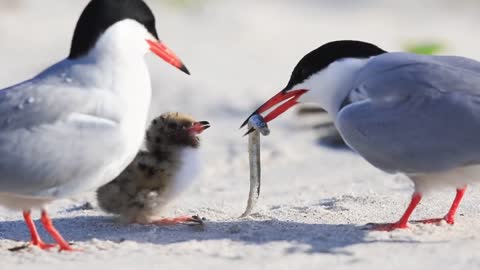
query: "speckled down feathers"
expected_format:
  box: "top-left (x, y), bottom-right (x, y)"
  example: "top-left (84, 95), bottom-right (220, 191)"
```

top-left (97, 112), bottom-right (201, 223)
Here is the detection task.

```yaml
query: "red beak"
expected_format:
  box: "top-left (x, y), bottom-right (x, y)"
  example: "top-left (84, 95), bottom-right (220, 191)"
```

top-left (189, 121), bottom-right (211, 134)
top-left (146, 39), bottom-right (190, 75)
top-left (240, 89), bottom-right (308, 135)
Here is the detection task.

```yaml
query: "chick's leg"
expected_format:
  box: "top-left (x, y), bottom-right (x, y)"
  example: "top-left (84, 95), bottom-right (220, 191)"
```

top-left (150, 215), bottom-right (204, 225)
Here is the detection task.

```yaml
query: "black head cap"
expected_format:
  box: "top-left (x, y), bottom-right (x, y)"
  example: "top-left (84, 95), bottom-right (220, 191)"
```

top-left (69, 0), bottom-right (158, 59)
top-left (284, 40), bottom-right (386, 91)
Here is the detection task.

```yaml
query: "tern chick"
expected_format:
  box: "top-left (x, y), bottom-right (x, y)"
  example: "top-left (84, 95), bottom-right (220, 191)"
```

top-left (97, 112), bottom-right (210, 225)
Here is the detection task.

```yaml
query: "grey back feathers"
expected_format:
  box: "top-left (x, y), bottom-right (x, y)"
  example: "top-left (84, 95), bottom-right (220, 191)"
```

top-left (0, 63), bottom-right (125, 197)
top-left (337, 52), bottom-right (480, 173)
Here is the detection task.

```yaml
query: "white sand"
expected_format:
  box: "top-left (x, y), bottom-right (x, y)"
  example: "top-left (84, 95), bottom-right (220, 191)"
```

top-left (1, 0), bottom-right (480, 269)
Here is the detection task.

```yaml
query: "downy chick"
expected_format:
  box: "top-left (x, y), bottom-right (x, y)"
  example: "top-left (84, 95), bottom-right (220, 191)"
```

top-left (97, 112), bottom-right (210, 224)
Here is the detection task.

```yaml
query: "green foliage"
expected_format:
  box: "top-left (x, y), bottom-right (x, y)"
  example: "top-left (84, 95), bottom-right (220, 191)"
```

top-left (405, 42), bottom-right (445, 55)
top-left (158, 0), bottom-right (207, 9)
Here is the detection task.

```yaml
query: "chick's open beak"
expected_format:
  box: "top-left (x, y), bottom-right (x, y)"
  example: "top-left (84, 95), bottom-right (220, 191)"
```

top-left (189, 121), bottom-right (210, 134)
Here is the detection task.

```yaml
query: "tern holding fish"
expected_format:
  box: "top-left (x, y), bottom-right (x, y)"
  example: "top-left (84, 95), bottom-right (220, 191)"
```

top-left (242, 40), bottom-right (480, 230)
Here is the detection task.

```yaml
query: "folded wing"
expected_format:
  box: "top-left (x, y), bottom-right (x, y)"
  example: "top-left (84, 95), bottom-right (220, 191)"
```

top-left (337, 53), bottom-right (480, 173)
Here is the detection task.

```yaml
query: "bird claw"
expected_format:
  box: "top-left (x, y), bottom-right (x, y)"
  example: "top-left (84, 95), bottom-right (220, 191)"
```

top-left (37, 242), bottom-right (58, 250)
top-left (8, 241), bottom-right (57, 252)
top-left (8, 243), bottom-right (31, 252)
top-left (411, 217), bottom-right (454, 225)
top-left (57, 244), bottom-right (78, 252)
top-left (187, 215), bottom-right (206, 226)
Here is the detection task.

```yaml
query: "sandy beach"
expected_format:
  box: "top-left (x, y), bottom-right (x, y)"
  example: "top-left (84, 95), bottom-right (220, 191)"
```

top-left (1, 0), bottom-right (480, 269)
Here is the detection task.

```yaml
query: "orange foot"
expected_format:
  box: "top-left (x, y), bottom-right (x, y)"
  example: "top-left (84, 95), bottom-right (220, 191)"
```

top-left (150, 215), bottom-right (205, 226)
top-left (412, 217), bottom-right (454, 225)
top-left (365, 192), bottom-right (422, 232)
top-left (366, 222), bottom-right (409, 232)
top-left (33, 241), bottom-right (57, 250)
top-left (8, 241), bottom-right (56, 252)
top-left (21, 210), bottom-right (77, 252)
top-left (40, 210), bottom-right (78, 252)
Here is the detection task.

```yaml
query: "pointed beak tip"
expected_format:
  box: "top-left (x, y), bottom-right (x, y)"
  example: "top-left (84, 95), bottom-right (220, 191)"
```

top-left (240, 112), bottom-right (257, 129)
top-left (180, 64), bottom-right (191, 75)
top-left (147, 39), bottom-right (190, 75)
top-left (243, 128), bottom-right (255, 137)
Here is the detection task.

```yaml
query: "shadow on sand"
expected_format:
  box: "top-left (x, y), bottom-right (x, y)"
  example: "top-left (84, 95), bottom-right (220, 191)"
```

top-left (0, 215), bottom-right (419, 254)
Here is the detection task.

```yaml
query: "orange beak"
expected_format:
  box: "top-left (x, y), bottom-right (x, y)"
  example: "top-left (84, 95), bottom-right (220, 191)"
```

top-left (240, 89), bottom-right (308, 135)
top-left (146, 39), bottom-right (190, 75)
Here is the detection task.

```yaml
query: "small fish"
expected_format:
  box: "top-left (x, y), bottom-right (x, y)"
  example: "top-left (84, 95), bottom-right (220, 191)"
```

top-left (248, 114), bottom-right (270, 136)
top-left (241, 122), bottom-right (262, 218)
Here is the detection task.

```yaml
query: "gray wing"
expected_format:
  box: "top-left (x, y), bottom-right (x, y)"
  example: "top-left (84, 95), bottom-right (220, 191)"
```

top-left (337, 53), bottom-right (480, 174)
top-left (0, 75), bottom-right (127, 197)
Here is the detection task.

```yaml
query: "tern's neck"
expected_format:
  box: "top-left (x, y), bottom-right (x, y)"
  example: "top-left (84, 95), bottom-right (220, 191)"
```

top-left (71, 19), bottom-right (149, 66)
top-left (74, 28), bottom-right (151, 100)
top-left (299, 58), bottom-right (370, 116)
top-left (73, 20), bottom-right (151, 93)
top-left (87, 44), bottom-right (150, 90)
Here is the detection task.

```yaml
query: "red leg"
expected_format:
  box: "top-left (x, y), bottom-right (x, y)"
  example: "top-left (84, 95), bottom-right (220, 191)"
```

top-left (22, 210), bottom-right (56, 250)
top-left (445, 186), bottom-right (467, 224)
top-left (417, 186), bottom-right (467, 225)
top-left (150, 215), bottom-right (203, 226)
top-left (370, 192), bottom-right (422, 231)
top-left (40, 210), bottom-right (75, 252)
